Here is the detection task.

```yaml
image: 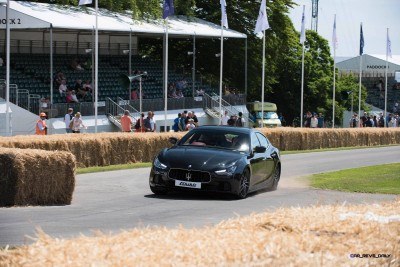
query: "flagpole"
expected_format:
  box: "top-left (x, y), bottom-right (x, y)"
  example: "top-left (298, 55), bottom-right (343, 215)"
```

top-left (164, 18), bottom-right (169, 132)
top-left (94, 0), bottom-right (98, 133)
top-left (300, 5), bottom-right (305, 128)
top-left (384, 28), bottom-right (389, 127)
top-left (300, 43), bottom-right (305, 128)
top-left (332, 46), bottom-right (336, 128)
top-left (5, 0), bottom-right (10, 135)
top-left (358, 54), bottom-right (362, 125)
top-left (261, 30), bottom-right (265, 128)
top-left (358, 23), bottom-right (363, 127)
top-left (219, 19), bottom-right (224, 124)
top-left (332, 14), bottom-right (336, 128)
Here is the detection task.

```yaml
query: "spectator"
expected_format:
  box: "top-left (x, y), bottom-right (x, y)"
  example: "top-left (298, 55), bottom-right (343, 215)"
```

top-left (134, 113), bottom-right (145, 132)
top-left (196, 88), bottom-right (205, 96)
top-left (393, 102), bottom-right (399, 113)
top-left (192, 111), bottom-right (199, 127)
top-left (361, 112), bottom-right (370, 127)
top-left (235, 112), bottom-right (245, 127)
top-left (70, 112), bottom-right (87, 133)
top-left (317, 113), bottom-right (324, 128)
top-left (172, 113), bottom-right (181, 132)
top-left (186, 118), bottom-right (196, 130)
top-left (64, 108), bottom-right (74, 133)
top-left (378, 113), bottom-right (385, 127)
top-left (176, 89), bottom-right (184, 98)
top-left (310, 114), bottom-right (318, 128)
top-left (59, 79), bottom-right (67, 97)
top-left (349, 113), bottom-right (359, 128)
top-left (373, 115), bottom-right (378, 128)
top-left (55, 71), bottom-right (66, 87)
top-left (221, 110), bottom-right (229, 126)
top-left (40, 97), bottom-right (51, 113)
top-left (278, 113), bottom-right (286, 127)
top-left (365, 115), bottom-right (373, 127)
top-left (304, 111), bottom-right (312, 127)
top-left (0, 57), bottom-right (3, 67)
top-left (131, 88), bottom-right (139, 100)
top-left (35, 112), bottom-right (47, 135)
top-left (179, 112), bottom-right (187, 131)
top-left (227, 115), bottom-right (236, 126)
top-left (70, 58), bottom-right (83, 71)
top-left (143, 111), bottom-right (156, 132)
top-left (67, 90), bottom-right (79, 103)
top-left (121, 110), bottom-right (134, 132)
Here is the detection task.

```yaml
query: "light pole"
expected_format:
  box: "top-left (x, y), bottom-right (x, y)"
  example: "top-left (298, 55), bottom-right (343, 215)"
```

top-left (188, 34), bottom-right (196, 97)
top-left (2, 0), bottom-right (11, 135)
top-left (122, 49), bottom-right (131, 100)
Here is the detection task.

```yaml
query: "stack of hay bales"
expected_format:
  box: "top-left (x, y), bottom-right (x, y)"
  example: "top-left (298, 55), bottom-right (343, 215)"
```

top-left (0, 148), bottom-right (76, 206)
top-left (0, 128), bottom-right (399, 168)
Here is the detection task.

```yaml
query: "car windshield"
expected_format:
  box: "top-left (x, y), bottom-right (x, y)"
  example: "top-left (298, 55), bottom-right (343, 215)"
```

top-left (256, 112), bottom-right (279, 119)
top-left (179, 130), bottom-right (250, 153)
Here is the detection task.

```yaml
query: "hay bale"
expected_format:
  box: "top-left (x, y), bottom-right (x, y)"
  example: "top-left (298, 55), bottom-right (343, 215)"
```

top-left (0, 129), bottom-right (399, 167)
top-left (0, 148), bottom-right (76, 206)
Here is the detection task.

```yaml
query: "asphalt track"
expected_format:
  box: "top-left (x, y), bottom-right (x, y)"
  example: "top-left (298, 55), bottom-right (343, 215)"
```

top-left (1, 146), bottom-right (399, 247)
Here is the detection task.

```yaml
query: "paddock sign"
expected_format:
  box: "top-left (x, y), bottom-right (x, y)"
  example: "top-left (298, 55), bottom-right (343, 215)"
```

top-left (0, 6), bottom-right (49, 29)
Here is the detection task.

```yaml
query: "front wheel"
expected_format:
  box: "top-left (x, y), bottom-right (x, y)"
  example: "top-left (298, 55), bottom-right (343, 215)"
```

top-left (271, 165), bottom-right (281, 190)
top-left (236, 169), bottom-right (250, 199)
top-left (150, 186), bottom-right (168, 195)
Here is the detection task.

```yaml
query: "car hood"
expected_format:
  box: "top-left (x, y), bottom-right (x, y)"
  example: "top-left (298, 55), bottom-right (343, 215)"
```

top-left (159, 146), bottom-right (245, 170)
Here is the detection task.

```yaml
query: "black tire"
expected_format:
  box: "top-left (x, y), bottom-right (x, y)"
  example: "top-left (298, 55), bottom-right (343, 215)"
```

top-left (150, 186), bottom-right (168, 195)
top-left (236, 169), bottom-right (250, 199)
top-left (271, 164), bottom-right (281, 190)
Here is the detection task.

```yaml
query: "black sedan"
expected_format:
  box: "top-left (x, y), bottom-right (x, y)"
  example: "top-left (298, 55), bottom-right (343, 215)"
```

top-left (149, 126), bottom-right (281, 199)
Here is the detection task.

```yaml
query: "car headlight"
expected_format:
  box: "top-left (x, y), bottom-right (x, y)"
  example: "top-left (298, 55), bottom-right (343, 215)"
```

top-left (215, 164), bottom-right (237, 175)
top-left (154, 157), bottom-right (167, 169)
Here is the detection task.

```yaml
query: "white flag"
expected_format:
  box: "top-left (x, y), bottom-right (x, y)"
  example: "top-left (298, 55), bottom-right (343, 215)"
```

top-left (220, 0), bottom-right (228, 28)
top-left (387, 30), bottom-right (392, 58)
top-left (79, 0), bottom-right (92, 5)
top-left (332, 14), bottom-right (338, 49)
top-left (254, 0), bottom-right (270, 34)
top-left (300, 5), bottom-right (306, 44)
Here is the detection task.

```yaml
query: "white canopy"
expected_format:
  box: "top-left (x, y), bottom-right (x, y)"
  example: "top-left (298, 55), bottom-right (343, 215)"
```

top-left (0, 1), bottom-right (246, 39)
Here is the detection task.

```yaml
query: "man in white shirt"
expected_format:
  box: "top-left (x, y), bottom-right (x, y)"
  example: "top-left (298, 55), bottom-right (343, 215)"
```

top-left (64, 108), bottom-right (74, 133)
top-left (221, 110), bottom-right (229, 126)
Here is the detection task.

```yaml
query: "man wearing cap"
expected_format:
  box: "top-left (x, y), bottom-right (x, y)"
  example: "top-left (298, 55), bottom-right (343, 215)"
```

top-left (35, 112), bottom-right (47, 135)
top-left (64, 108), bottom-right (74, 133)
top-left (121, 110), bottom-right (133, 132)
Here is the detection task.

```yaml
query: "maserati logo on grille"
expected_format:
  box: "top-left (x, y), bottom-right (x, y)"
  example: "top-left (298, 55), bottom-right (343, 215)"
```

top-left (185, 172), bottom-right (192, 180)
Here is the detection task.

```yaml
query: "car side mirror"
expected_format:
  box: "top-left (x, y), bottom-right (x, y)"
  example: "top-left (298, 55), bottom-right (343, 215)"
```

top-left (254, 146), bottom-right (266, 153)
top-left (169, 137), bottom-right (178, 145)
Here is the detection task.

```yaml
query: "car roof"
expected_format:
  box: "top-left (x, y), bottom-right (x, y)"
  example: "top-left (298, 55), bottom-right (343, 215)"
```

top-left (194, 125), bottom-right (253, 134)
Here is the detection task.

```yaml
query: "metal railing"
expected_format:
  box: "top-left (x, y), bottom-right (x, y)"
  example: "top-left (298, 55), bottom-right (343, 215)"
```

top-left (28, 94), bottom-right (41, 115)
top-left (16, 89), bottom-right (29, 110)
top-left (117, 97), bottom-right (140, 122)
top-left (203, 93), bottom-right (252, 126)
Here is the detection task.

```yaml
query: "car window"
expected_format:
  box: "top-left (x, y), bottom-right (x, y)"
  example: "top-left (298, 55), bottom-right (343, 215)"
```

top-left (250, 132), bottom-right (260, 151)
top-left (179, 130), bottom-right (249, 152)
top-left (256, 132), bottom-right (270, 149)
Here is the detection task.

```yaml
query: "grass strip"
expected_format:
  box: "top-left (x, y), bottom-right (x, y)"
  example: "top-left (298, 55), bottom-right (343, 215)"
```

top-left (310, 163), bottom-right (400, 194)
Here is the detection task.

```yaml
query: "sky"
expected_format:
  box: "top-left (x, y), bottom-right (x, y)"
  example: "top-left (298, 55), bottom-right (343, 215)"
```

top-left (288, 0), bottom-right (400, 57)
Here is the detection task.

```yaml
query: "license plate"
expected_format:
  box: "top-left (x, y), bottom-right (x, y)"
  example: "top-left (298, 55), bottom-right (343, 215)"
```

top-left (175, 180), bottom-right (201, 189)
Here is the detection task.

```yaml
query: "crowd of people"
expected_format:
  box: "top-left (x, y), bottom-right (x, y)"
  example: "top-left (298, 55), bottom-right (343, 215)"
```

top-left (172, 110), bottom-right (199, 131)
top-left (303, 111), bottom-right (325, 128)
top-left (55, 70), bottom-right (93, 104)
top-left (167, 79), bottom-right (188, 99)
top-left (349, 111), bottom-right (399, 128)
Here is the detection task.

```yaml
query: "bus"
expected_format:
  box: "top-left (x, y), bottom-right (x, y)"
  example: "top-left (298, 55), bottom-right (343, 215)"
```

top-left (247, 101), bottom-right (281, 128)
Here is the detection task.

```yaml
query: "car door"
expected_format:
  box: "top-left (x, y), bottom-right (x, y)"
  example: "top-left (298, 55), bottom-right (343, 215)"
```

top-left (256, 132), bottom-right (275, 183)
top-left (249, 132), bottom-right (265, 186)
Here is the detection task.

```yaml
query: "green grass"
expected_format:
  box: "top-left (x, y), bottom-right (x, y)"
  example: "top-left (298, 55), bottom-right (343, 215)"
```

top-left (77, 162), bottom-right (152, 174)
top-left (309, 163), bottom-right (400, 194)
top-left (280, 144), bottom-right (399, 155)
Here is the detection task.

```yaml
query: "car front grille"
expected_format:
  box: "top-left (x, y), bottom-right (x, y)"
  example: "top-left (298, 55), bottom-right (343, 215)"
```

top-left (168, 169), bottom-right (211, 183)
